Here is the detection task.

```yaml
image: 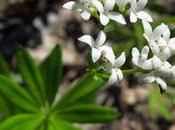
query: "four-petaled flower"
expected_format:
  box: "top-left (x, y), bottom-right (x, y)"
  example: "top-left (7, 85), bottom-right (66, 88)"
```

top-left (129, 0), bottom-right (153, 23)
top-left (63, 0), bottom-right (94, 20)
top-left (108, 52), bottom-right (126, 84)
top-left (93, 0), bottom-right (126, 25)
top-left (78, 31), bottom-right (115, 63)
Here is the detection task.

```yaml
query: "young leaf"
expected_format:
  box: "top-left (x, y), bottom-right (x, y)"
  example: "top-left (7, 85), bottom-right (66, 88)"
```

top-left (40, 45), bottom-right (62, 104)
top-left (0, 55), bottom-right (10, 77)
top-left (16, 48), bottom-right (45, 105)
top-left (54, 73), bottom-right (105, 109)
top-left (56, 105), bottom-right (118, 123)
top-left (47, 116), bottom-right (81, 130)
top-left (0, 75), bottom-right (39, 112)
top-left (0, 114), bottom-right (44, 130)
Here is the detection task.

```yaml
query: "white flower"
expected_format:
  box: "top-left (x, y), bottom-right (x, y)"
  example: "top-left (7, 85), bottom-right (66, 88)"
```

top-left (93, 0), bottom-right (126, 25)
top-left (78, 31), bottom-right (115, 63)
top-left (108, 52), bottom-right (126, 84)
top-left (129, 0), bottom-right (153, 23)
top-left (63, 0), bottom-right (94, 20)
top-left (116, 0), bottom-right (129, 10)
top-left (132, 46), bottom-right (149, 69)
top-left (143, 21), bottom-right (175, 61)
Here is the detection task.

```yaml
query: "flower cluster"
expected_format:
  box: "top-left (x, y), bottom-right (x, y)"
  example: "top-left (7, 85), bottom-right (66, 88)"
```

top-left (132, 21), bottom-right (175, 93)
top-left (63, 0), bottom-right (175, 91)
top-left (63, 0), bottom-right (152, 24)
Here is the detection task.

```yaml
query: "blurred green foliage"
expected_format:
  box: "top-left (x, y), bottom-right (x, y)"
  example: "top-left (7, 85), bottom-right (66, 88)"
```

top-left (0, 45), bottom-right (119, 130)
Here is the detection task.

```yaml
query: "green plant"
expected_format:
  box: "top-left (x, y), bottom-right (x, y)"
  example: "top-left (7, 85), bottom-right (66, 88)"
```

top-left (0, 45), bottom-right (119, 130)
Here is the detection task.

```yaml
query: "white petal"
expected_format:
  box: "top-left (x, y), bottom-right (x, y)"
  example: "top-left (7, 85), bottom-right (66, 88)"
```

top-left (99, 45), bottom-right (115, 64)
top-left (159, 47), bottom-right (171, 61)
top-left (104, 0), bottom-right (115, 11)
top-left (151, 23), bottom-right (167, 41)
top-left (92, 48), bottom-right (101, 62)
top-left (130, 12), bottom-right (137, 23)
top-left (141, 45), bottom-right (149, 60)
top-left (155, 77), bottom-right (167, 91)
top-left (142, 59), bottom-right (153, 70)
top-left (116, 69), bottom-right (123, 81)
top-left (108, 69), bottom-right (118, 84)
top-left (136, 0), bottom-right (148, 10)
top-left (136, 11), bottom-right (153, 22)
top-left (132, 47), bottom-right (140, 59)
top-left (168, 38), bottom-right (175, 52)
top-left (93, 0), bottom-right (104, 13)
top-left (80, 9), bottom-right (91, 20)
top-left (63, 1), bottom-right (82, 10)
top-left (78, 35), bottom-right (94, 47)
top-left (142, 74), bottom-right (155, 83)
top-left (109, 12), bottom-right (126, 25)
top-left (95, 31), bottom-right (106, 46)
top-left (115, 52), bottom-right (126, 68)
top-left (152, 56), bottom-right (162, 69)
top-left (163, 27), bottom-right (170, 41)
top-left (142, 20), bottom-right (152, 40)
top-left (132, 47), bottom-right (140, 66)
top-left (130, 0), bottom-right (137, 11)
top-left (157, 38), bottom-right (167, 47)
top-left (100, 14), bottom-right (110, 25)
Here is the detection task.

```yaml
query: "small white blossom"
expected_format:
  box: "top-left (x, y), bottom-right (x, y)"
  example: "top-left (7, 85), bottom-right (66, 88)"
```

top-left (63, 0), bottom-right (94, 20)
top-left (129, 0), bottom-right (153, 23)
top-left (132, 46), bottom-right (149, 69)
top-left (108, 52), bottom-right (126, 84)
top-left (78, 31), bottom-right (115, 63)
top-left (93, 0), bottom-right (126, 25)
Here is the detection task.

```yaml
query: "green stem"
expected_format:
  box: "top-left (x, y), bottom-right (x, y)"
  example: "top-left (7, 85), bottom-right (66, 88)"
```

top-left (123, 68), bottom-right (139, 76)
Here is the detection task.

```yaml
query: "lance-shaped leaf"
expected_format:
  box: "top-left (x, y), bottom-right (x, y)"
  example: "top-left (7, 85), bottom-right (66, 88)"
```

top-left (0, 75), bottom-right (39, 112)
top-left (56, 105), bottom-right (119, 123)
top-left (47, 116), bottom-right (81, 130)
top-left (0, 55), bottom-right (10, 77)
top-left (16, 48), bottom-right (45, 105)
top-left (148, 84), bottom-right (172, 121)
top-left (40, 45), bottom-right (62, 104)
top-left (0, 114), bottom-right (44, 130)
top-left (54, 74), bottom-right (105, 109)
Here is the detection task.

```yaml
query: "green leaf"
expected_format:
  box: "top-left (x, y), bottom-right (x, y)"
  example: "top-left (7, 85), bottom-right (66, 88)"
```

top-left (54, 73), bottom-right (105, 109)
top-left (47, 116), bottom-right (81, 130)
top-left (133, 22), bottom-right (145, 49)
top-left (0, 75), bottom-right (39, 112)
top-left (0, 114), bottom-right (44, 130)
top-left (16, 48), bottom-right (45, 105)
top-left (148, 85), bottom-right (172, 121)
top-left (40, 45), bottom-right (62, 104)
top-left (57, 105), bottom-right (118, 123)
top-left (0, 55), bottom-right (10, 77)
top-left (0, 95), bottom-right (11, 120)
